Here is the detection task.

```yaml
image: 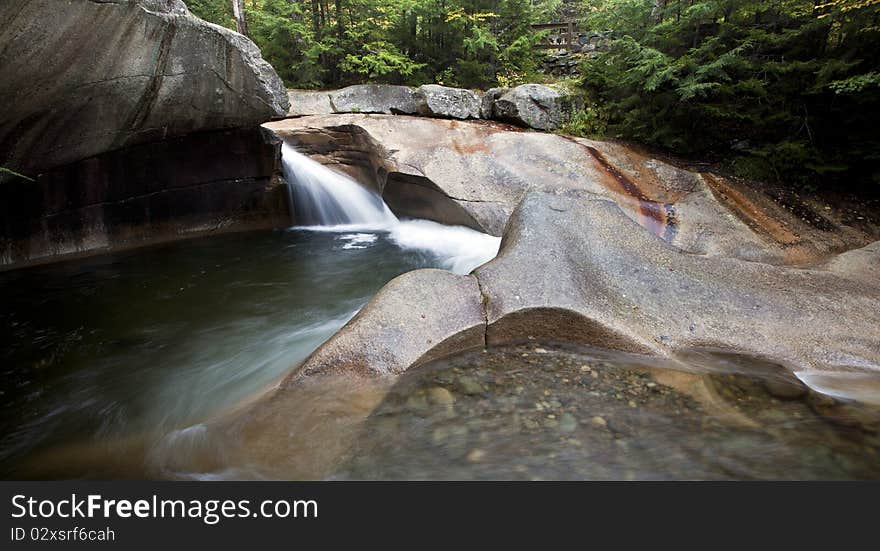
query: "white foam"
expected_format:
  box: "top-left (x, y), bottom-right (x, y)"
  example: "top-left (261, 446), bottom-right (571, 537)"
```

top-left (281, 144), bottom-right (398, 227)
top-left (339, 233), bottom-right (379, 249)
top-left (281, 145), bottom-right (501, 274)
top-left (795, 371), bottom-right (880, 406)
top-left (389, 219), bottom-right (500, 274)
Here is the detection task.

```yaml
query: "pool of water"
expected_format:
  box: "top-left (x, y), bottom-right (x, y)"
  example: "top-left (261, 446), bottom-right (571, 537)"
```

top-left (0, 227), bottom-right (479, 478)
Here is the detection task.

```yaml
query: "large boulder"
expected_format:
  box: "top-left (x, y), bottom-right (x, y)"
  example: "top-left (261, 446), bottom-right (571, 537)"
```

top-left (414, 85), bottom-right (482, 120)
top-left (824, 240), bottom-right (880, 283)
top-left (287, 90), bottom-right (335, 116)
top-left (0, 0), bottom-right (289, 177)
top-left (492, 84), bottom-right (568, 130)
top-left (330, 85), bottom-right (418, 115)
top-left (474, 191), bottom-right (880, 379)
top-left (480, 87), bottom-right (508, 119)
top-left (286, 83), bottom-right (577, 128)
top-left (263, 115), bottom-right (880, 402)
top-left (287, 85), bottom-right (420, 117)
top-left (285, 188), bottom-right (880, 402)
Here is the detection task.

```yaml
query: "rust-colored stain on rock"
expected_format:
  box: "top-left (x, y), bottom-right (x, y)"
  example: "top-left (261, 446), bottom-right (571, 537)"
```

top-left (702, 173), bottom-right (800, 246)
top-left (584, 144), bottom-right (677, 242)
top-left (451, 138), bottom-right (489, 155)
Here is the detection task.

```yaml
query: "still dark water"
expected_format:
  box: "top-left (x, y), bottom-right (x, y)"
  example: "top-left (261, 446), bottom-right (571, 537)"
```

top-left (0, 229), bottom-right (446, 477)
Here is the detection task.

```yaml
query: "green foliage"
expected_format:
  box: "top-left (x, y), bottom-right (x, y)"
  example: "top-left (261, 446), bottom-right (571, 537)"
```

top-left (558, 105), bottom-right (609, 137)
top-left (578, 0), bottom-right (880, 190)
top-left (188, 0), bottom-right (558, 89)
top-left (828, 71), bottom-right (880, 94)
top-left (340, 41), bottom-right (426, 81)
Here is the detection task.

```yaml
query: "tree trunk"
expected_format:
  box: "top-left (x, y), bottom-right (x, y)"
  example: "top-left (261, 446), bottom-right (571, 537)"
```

top-left (336, 0), bottom-right (345, 43)
top-left (651, 0), bottom-right (666, 24)
top-left (232, 0), bottom-right (250, 38)
top-left (312, 0), bottom-right (320, 35)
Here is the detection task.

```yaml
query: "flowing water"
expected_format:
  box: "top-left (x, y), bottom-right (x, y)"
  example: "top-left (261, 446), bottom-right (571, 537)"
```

top-left (0, 146), bottom-right (500, 478)
top-left (280, 143), bottom-right (500, 274)
top-left (2, 146), bottom-right (878, 480)
top-left (282, 143), bottom-right (398, 227)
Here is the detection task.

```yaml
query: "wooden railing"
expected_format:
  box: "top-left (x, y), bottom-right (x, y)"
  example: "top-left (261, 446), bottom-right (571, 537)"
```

top-left (532, 21), bottom-right (580, 50)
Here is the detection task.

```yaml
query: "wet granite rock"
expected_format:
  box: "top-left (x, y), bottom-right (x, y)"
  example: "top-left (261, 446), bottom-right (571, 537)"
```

top-left (264, 115), bottom-right (880, 401)
top-left (287, 90), bottom-right (335, 116)
top-left (330, 344), bottom-right (880, 480)
top-left (480, 87), bottom-right (508, 119)
top-left (474, 191), bottom-right (880, 377)
top-left (267, 115), bottom-right (875, 264)
top-left (0, 127), bottom-right (288, 267)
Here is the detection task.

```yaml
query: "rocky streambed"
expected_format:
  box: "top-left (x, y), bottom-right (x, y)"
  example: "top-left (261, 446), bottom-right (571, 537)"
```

top-left (336, 344), bottom-right (880, 480)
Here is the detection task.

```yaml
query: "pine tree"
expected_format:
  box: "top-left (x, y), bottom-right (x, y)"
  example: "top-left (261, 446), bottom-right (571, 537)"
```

top-left (579, 0), bottom-right (880, 190)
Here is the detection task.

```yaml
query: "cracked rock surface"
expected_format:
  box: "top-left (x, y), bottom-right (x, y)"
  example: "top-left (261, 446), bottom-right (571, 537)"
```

top-left (288, 191), bottom-right (880, 393)
top-left (475, 191), bottom-right (880, 374)
top-left (0, 0), bottom-right (289, 176)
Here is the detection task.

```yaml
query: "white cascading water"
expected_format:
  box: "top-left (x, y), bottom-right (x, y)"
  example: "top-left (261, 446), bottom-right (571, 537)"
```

top-left (281, 143), bottom-right (500, 274)
top-left (281, 143), bottom-right (398, 227)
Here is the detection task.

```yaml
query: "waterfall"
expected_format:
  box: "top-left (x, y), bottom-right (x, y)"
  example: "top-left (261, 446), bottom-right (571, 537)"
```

top-left (281, 143), bottom-right (398, 228)
top-left (280, 142), bottom-right (501, 275)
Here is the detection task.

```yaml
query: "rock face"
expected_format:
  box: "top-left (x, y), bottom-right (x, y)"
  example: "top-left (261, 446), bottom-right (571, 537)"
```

top-left (290, 189), bottom-right (880, 395)
top-left (287, 90), bottom-right (335, 116)
top-left (287, 85), bottom-right (418, 116)
top-left (414, 85), bottom-right (482, 120)
top-left (492, 84), bottom-right (568, 131)
top-left (268, 115), bottom-right (606, 236)
top-left (480, 87), bottom-right (508, 119)
top-left (824, 240), bottom-right (880, 283)
top-left (284, 83), bottom-right (574, 130)
top-left (0, 127), bottom-right (288, 267)
top-left (0, 0), bottom-right (289, 177)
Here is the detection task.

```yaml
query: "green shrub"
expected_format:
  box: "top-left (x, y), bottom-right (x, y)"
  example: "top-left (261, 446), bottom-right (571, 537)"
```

top-left (558, 105), bottom-right (608, 138)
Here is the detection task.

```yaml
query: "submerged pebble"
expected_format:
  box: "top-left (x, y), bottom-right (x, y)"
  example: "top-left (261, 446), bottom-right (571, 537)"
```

top-left (335, 344), bottom-right (880, 480)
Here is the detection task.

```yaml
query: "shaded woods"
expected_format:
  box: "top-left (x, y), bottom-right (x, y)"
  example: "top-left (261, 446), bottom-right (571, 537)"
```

top-left (190, 0), bottom-right (880, 191)
top-left (578, 0), bottom-right (880, 190)
top-left (188, 0), bottom-right (560, 88)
